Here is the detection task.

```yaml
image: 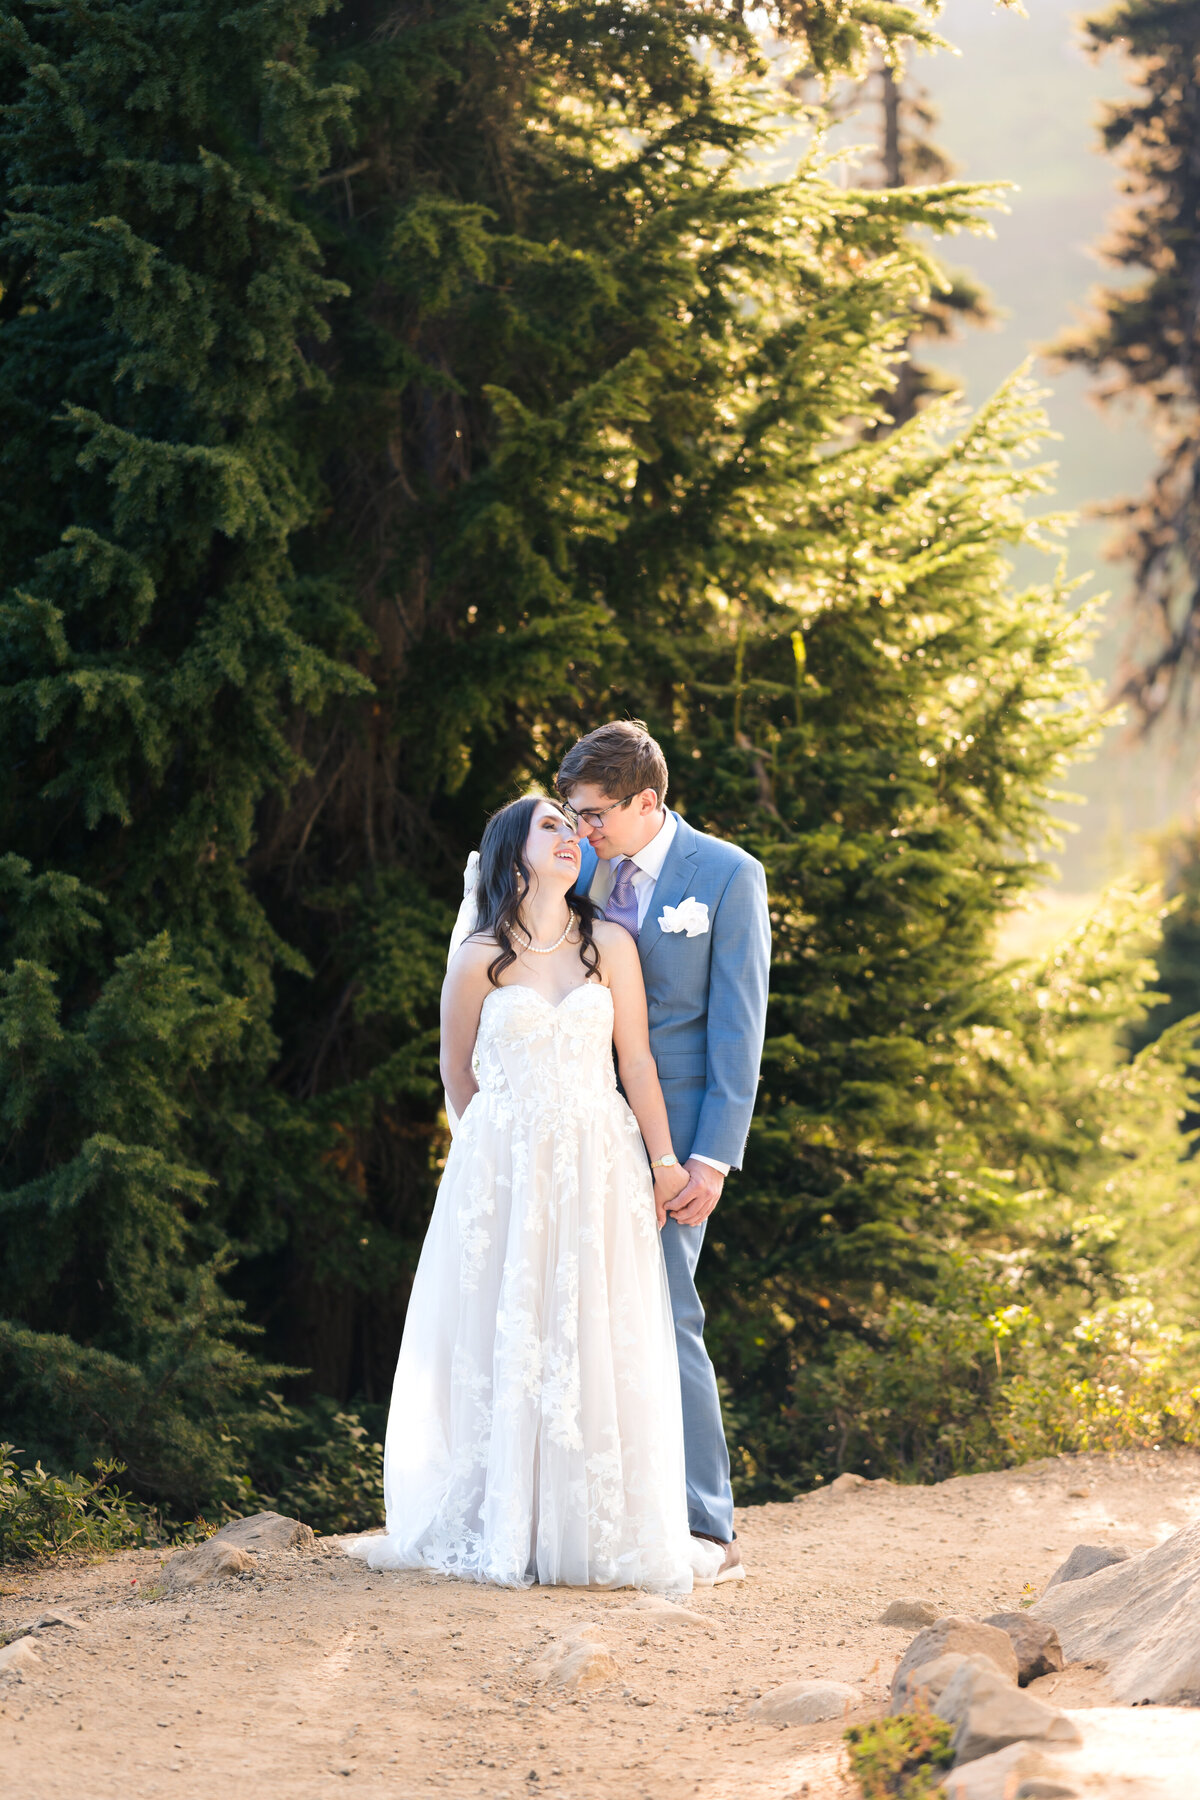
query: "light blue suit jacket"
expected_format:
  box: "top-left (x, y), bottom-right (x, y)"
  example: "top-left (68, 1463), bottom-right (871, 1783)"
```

top-left (577, 813), bottom-right (771, 1171)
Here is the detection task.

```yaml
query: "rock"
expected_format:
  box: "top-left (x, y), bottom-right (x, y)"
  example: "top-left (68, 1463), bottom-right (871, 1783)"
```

top-left (1048, 1704), bottom-right (1200, 1799)
top-left (205, 1511), bottom-right (317, 1554)
top-left (628, 1593), bottom-right (712, 1631)
top-left (1030, 1516), bottom-right (1200, 1704)
top-left (31, 1609), bottom-right (83, 1633)
top-left (162, 1510), bottom-right (316, 1592)
top-left (546, 1643), bottom-right (617, 1691)
top-left (0, 1637), bottom-right (42, 1676)
top-left (982, 1614), bottom-right (1064, 1686)
top-left (891, 1617), bottom-right (1019, 1709)
top-left (893, 1652), bottom-right (999, 1712)
top-left (1043, 1543), bottom-right (1129, 1590)
top-left (829, 1472), bottom-right (869, 1494)
top-left (934, 1661), bottom-right (1082, 1767)
top-left (0, 1607), bottom-right (83, 1650)
top-left (881, 1598), bottom-right (941, 1628)
top-left (751, 1678), bottom-right (861, 1724)
top-left (533, 1630), bottom-right (617, 1692)
top-left (940, 1742), bottom-right (1079, 1800)
top-left (162, 1539), bottom-right (257, 1592)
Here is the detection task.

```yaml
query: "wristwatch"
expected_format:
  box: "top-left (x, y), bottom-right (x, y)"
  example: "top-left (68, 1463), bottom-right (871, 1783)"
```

top-left (650, 1153), bottom-right (678, 1171)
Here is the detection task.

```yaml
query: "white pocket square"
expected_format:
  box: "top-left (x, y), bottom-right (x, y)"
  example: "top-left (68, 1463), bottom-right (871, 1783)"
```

top-left (658, 896), bottom-right (709, 937)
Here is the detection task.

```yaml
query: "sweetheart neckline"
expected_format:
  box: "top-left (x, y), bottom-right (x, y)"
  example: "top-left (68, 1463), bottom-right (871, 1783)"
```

top-left (482, 982), bottom-right (611, 1015)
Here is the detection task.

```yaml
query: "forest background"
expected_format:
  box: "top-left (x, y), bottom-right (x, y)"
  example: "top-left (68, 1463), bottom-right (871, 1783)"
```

top-left (3, 0), bottom-right (1200, 1552)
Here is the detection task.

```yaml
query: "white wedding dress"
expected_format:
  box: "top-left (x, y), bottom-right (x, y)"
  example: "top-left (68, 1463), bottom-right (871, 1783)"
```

top-left (347, 980), bottom-right (722, 1592)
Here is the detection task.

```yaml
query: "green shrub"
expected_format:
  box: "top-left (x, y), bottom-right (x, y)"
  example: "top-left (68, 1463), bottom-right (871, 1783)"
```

top-left (845, 1710), bottom-right (956, 1799)
top-left (789, 1281), bottom-right (1200, 1488)
top-left (725, 884), bottom-right (1200, 1499)
top-left (1002, 1298), bottom-right (1200, 1460)
top-left (0, 1443), bottom-right (150, 1564)
top-left (245, 1396), bottom-right (384, 1538)
top-left (0, 1400), bottom-right (384, 1562)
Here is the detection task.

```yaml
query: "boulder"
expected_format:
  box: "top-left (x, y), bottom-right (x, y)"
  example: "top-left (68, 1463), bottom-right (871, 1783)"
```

top-left (1043, 1544), bottom-right (1129, 1591)
top-left (0, 1607), bottom-right (83, 1650)
top-left (829, 1473), bottom-right (869, 1495)
top-left (162, 1510), bottom-right (315, 1592)
top-left (0, 1637), bottom-right (42, 1676)
top-left (163, 1539), bottom-right (256, 1591)
top-left (893, 1652), bottom-right (999, 1712)
top-left (891, 1617), bottom-right (1018, 1709)
top-left (30, 1608), bottom-right (82, 1632)
top-left (1030, 1517), bottom-right (1200, 1704)
top-left (940, 1742), bottom-right (1079, 1800)
top-left (881, 1598), bottom-right (941, 1628)
top-left (628, 1593), bottom-right (712, 1631)
top-left (982, 1614), bottom-right (1064, 1686)
top-left (533, 1629), bottom-right (617, 1692)
top-left (751, 1678), bottom-right (861, 1724)
top-left (934, 1661), bottom-right (1082, 1767)
top-left (205, 1511), bottom-right (316, 1554)
top-left (1048, 1704), bottom-right (1200, 1799)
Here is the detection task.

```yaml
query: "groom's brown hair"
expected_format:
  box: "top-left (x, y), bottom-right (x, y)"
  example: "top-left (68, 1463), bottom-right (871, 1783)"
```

top-left (556, 720), bottom-right (668, 805)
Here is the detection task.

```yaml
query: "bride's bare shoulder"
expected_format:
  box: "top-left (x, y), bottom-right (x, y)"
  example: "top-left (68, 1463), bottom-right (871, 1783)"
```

top-left (590, 919), bottom-right (639, 969)
top-left (447, 935), bottom-right (498, 977)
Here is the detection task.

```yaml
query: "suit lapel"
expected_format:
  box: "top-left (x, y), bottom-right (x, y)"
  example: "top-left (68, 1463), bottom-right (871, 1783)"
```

top-left (639, 813), bottom-right (699, 967)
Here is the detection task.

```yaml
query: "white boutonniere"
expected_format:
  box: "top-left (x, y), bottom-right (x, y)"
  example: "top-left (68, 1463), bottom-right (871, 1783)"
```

top-left (658, 896), bottom-right (709, 938)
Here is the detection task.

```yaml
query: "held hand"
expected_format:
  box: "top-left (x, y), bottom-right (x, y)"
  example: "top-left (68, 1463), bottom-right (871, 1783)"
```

top-left (664, 1156), bottom-right (725, 1227)
top-left (652, 1160), bottom-right (689, 1228)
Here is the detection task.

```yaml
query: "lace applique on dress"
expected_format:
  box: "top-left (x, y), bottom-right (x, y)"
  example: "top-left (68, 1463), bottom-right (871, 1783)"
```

top-left (346, 983), bottom-right (720, 1593)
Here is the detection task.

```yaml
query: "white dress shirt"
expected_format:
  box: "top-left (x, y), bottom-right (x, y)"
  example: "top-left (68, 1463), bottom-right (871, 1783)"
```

top-left (591, 811), bottom-right (729, 1179)
top-left (588, 807), bottom-right (676, 926)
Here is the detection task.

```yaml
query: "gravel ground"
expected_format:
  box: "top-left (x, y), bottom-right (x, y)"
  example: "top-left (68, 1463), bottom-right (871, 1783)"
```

top-left (3, 1449), bottom-right (1200, 1800)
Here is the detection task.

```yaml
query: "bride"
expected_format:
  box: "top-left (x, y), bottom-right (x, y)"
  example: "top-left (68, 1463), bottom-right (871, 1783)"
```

top-left (347, 793), bottom-right (723, 1592)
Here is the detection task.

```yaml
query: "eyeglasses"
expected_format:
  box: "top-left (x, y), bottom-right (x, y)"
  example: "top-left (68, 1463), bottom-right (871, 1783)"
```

top-left (561, 793), bottom-right (637, 829)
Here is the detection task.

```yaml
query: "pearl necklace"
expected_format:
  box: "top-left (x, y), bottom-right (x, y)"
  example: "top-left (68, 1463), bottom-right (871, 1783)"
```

top-left (513, 919), bottom-right (575, 955)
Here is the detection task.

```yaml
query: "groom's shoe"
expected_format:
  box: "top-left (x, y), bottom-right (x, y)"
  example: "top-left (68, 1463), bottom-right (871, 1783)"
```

top-left (693, 1531), bottom-right (746, 1584)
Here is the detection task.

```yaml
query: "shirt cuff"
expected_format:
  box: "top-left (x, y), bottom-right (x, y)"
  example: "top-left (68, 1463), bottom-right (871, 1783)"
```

top-left (689, 1153), bottom-right (730, 1177)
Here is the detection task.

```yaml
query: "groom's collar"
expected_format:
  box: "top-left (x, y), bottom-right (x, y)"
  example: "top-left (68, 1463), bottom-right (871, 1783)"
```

top-left (627, 808), bottom-right (676, 880)
top-left (576, 809), bottom-right (700, 907)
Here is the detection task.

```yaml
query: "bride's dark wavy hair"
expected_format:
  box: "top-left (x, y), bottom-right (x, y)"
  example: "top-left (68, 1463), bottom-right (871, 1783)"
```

top-left (474, 794), bottom-right (600, 988)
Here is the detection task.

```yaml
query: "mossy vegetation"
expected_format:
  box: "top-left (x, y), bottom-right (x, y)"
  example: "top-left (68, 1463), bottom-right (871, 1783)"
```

top-left (845, 1709), bottom-right (956, 1799)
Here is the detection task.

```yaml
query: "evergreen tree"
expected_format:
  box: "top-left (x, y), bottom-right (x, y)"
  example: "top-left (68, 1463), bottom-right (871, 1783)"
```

top-left (870, 59), bottom-right (995, 429)
top-left (0, 0), bottom-right (361, 1502)
top-left (3, 0), bottom-right (1184, 1516)
top-left (604, 372), bottom-right (1132, 1493)
top-left (1056, 0), bottom-right (1200, 723)
top-left (1127, 825), bottom-right (1200, 1142)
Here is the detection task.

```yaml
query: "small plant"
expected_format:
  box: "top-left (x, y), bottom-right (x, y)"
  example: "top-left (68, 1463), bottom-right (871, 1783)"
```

top-left (0, 1444), bottom-right (149, 1564)
top-left (845, 1709), bottom-right (956, 1799)
top-left (251, 1397), bottom-right (384, 1537)
top-left (164, 1514), bottom-right (222, 1546)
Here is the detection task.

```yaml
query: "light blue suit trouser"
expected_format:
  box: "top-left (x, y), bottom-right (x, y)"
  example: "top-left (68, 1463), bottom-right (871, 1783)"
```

top-left (659, 1215), bottom-right (734, 1543)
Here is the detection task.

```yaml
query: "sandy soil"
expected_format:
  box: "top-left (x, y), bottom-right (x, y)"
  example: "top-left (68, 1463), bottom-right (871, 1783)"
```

top-left (3, 1449), bottom-right (1200, 1800)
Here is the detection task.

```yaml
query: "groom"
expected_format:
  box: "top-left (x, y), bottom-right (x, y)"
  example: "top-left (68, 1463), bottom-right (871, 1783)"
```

top-left (557, 720), bottom-right (771, 1582)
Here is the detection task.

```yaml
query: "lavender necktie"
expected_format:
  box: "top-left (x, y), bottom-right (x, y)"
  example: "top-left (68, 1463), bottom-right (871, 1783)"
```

top-left (605, 857), bottom-right (640, 939)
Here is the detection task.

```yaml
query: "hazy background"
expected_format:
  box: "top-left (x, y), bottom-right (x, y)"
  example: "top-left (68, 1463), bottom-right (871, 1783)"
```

top-left (779, 0), bottom-right (1197, 894)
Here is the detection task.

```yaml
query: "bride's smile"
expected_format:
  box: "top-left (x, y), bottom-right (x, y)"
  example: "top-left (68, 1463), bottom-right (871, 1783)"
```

top-left (522, 800), bottom-right (582, 889)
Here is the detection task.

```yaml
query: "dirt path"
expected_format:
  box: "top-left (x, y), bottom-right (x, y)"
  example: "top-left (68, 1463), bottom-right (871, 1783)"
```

top-left (4, 1450), bottom-right (1200, 1800)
